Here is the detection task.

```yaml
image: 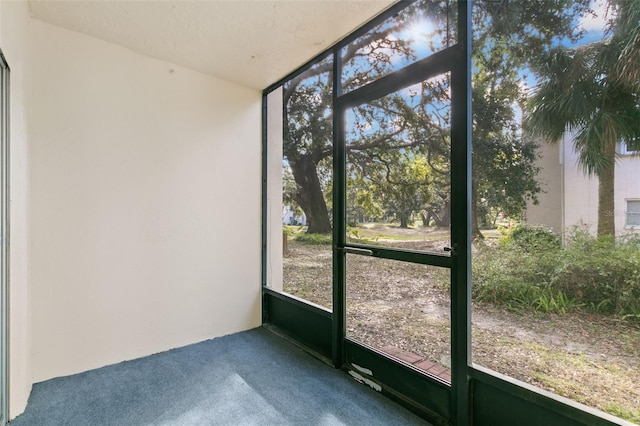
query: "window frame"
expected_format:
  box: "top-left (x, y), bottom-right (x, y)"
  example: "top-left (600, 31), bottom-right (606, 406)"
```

top-left (626, 199), bottom-right (640, 228)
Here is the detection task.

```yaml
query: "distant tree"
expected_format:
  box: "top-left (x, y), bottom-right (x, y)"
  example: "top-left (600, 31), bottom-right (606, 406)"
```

top-left (284, 2), bottom-right (446, 234)
top-left (283, 61), bottom-right (334, 234)
top-left (363, 156), bottom-right (436, 228)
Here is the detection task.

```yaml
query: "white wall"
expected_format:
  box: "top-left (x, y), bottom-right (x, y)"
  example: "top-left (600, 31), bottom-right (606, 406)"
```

top-left (561, 136), bottom-right (599, 234)
top-left (29, 20), bottom-right (262, 382)
top-left (528, 132), bottom-right (640, 237)
top-left (266, 88), bottom-right (283, 292)
top-left (525, 139), bottom-right (563, 233)
top-left (614, 153), bottom-right (640, 233)
top-left (0, 0), bottom-right (33, 419)
top-left (562, 137), bottom-right (640, 236)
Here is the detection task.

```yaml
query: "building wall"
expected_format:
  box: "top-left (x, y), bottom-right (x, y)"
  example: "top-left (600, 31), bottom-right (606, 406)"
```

top-left (561, 136), bottom-right (599, 234)
top-left (529, 133), bottom-right (640, 236)
top-left (266, 88), bottom-right (283, 292)
top-left (525, 138), bottom-right (563, 233)
top-left (562, 139), bottom-right (640, 235)
top-left (0, 0), bottom-right (33, 419)
top-left (614, 151), bottom-right (640, 233)
top-left (29, 20), bottom-right (262, 382)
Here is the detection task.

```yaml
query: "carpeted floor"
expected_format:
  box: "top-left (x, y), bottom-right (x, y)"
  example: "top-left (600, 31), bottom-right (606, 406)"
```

top-left (11, 327), bottom-right (430, 425)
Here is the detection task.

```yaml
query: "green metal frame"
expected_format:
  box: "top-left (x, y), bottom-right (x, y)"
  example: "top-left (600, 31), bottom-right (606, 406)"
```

top-left (261, 2), bottom-right (631, 425)
top-left (346, 339), bottom-right (450, 425)
top-left (449, 2), bottom-right (472, 422)
top-left (331, 2), bottom-right (468, 418)
top-left (263, 289), bottom-right (332, 361)
top-left (0, 49), bottom-right (9, 426)
top-left (331, 49), bottom-right (346, 370)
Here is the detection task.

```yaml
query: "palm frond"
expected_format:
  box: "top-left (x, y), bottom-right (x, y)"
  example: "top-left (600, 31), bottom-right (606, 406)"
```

top-left (608, 0), bottom-right (640, 90)
top-left (525, 46), bottom-right (601, 144)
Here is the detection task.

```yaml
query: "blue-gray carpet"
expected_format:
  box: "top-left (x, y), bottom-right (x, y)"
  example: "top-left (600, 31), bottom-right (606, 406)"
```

top-left (11, 327), bottom-right (430, 425)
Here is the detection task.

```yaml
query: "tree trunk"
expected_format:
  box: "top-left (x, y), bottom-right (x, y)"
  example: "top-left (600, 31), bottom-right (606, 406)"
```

top-left (289, 156), bottom-right (332, 234)
top-left (399, 215), bottom-right (409, 228)
top-left (439, 199), bottom-right (451, 228)
top-left (421, 212), bottom-right (430, 227)
top-left (597, 143), bottom-right (616, 237)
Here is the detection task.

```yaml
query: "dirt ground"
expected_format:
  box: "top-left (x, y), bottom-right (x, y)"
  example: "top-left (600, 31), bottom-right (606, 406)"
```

top-left (282, 229), bottom-right (640, 423)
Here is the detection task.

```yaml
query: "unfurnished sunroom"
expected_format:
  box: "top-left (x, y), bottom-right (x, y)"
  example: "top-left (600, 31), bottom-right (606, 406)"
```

top-left (0, 1), bottom-right (638, 425)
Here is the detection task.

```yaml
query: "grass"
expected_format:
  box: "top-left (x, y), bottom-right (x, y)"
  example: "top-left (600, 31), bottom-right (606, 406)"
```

top-left (349, 223), bottom-right (450, 241)
top-left (292, 233), bottom-right (332, 245)
top-left (350, 230), bottom-right (444, 242)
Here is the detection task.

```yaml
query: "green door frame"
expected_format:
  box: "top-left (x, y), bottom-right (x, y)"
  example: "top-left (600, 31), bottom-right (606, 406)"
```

top-left (330, 4), bottom-right (471, 420)
top-left (0, 49), bottom-right (10, 426)
top-left (263, 2), bottom-right (470, 424)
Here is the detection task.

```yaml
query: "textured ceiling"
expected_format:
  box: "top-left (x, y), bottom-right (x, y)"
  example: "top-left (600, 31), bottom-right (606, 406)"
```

top-left (29, 0), bottom-right (396, 90)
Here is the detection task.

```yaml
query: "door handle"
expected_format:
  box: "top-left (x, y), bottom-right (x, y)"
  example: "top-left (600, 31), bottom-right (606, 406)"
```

top-left (337, 247), bottom-right (374, 256)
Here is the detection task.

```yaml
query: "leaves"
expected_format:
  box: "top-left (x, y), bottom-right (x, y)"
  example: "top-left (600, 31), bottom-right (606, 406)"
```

top-left (281, 0), bottom-right (596, 234)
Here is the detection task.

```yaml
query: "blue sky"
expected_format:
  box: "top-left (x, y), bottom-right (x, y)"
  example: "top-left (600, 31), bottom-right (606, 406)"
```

top-left (517, 0), bottom-right (611, 112)
top-left (575, 0), bottom-right (610, 45)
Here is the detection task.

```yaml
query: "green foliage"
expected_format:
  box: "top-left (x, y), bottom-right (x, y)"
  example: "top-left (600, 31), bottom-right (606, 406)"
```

top-left (553, 232), bottom-right (640, 318)
top-left (531, 289), bottom-right (584, 314)
top-left (292, 233), bottom-right (332, 246)
top-left (474, 229), bottom-right (640, 321)
top-left (282, 225), bottom-right (301, 236)
top-left (360, 155), bottom-right (439, 229)
top-left (505, 225), bottom-right (561, 252)
top-left (282, 1), bottom-right (594, 236)
top-left (283, 226), bottom-right (314, 240)
top-left (346, 226), bottom-right (381, 245)
top-left (469, 0), bottom-right (590, 236)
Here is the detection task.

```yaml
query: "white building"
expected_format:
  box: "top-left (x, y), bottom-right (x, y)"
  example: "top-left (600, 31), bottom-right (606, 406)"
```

top-left (526, 132), bottom-right (640, 236)
top-left (282, 205), bottom-right (306, 226)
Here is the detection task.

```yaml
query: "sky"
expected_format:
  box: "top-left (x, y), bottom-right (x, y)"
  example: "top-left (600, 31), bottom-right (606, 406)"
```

top-left (577, 0), bottom-right (611, 43)
top-left (518, 0), bottom-right (612, 99)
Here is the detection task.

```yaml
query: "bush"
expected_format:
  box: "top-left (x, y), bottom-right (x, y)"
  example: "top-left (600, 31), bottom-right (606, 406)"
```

top-left (473, 229), bottom-right (640, 322)
top-left (551, 231), bottom-right (640, 319)
top-left (503, 225), bottom-right (561, 253)
top-left (473, 242), bottom-right (568, 313)
top-left (293, 233), bottom-right (332, 246)
top-left (283, 225), bottom-right (303, 236)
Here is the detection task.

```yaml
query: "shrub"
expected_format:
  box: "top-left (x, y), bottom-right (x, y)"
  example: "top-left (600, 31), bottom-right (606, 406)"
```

top-left (283, 225), bottom-right (303, 236)
top-left (473, 228), bottom-right (640, 322)
top-left (472, 243), bottom-right (572, 314)
top-left (503, 224), bottom-right (561, 253)
top-left (293, 233), bottom-right (332, 246)
top-left (550, 231), bottom-right (640, 318)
